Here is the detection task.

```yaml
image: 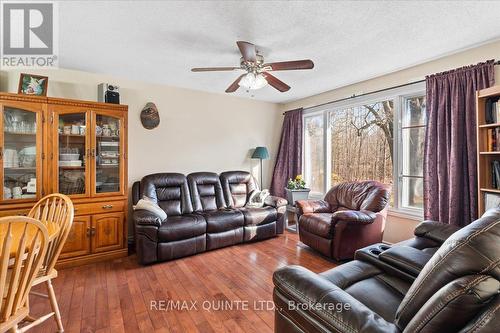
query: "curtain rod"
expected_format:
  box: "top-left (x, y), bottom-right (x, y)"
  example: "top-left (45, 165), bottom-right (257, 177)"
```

top-left (283, 60), bottom-right (500, 115)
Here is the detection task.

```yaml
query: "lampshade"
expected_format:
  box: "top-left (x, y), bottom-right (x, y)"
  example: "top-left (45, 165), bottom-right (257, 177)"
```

top-left (238, 73), bottom-right (268, 90)
top-left (252, 146), bottom-right (269, 160)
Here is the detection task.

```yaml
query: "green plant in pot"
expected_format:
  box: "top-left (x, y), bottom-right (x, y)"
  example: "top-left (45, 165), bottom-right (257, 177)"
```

top-left (285, 175), bottom-right (311, 206)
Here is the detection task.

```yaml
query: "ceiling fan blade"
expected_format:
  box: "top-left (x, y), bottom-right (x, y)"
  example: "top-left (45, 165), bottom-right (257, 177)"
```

top-left (237, 41), bottom-right (256, 63)
top-left (262, 73), bottom-right (290, 92)
top-left (191, 67), bottom-right (240, 72)
top-left (263, 60), bottom-right (314, 71)
top-left (225, 74), bottom-right (245, 93)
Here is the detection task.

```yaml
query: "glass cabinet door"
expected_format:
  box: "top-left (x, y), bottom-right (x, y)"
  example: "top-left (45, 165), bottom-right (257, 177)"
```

top-left (2, 106), bottom-right (41, 201)
top-left (93, 113), bottom-right (122, 195)
top-left (56, 112), bottom-right (88, 197)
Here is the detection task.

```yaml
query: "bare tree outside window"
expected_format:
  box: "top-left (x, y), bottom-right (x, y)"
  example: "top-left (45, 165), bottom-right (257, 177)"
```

top-left (329, 100), bottom-right (394, 186)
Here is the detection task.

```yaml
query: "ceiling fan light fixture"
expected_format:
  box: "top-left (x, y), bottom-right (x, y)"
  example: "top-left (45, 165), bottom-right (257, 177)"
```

top-left (238, 72), bottom-right (268, 90)
top-left (191, 41), bottom-right (314, 93)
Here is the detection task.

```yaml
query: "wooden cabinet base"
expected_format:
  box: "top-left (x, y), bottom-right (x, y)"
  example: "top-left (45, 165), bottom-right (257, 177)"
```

top-left (58, 199), bottom-right (128, 267)
top-left (55, 248), bottom-right (128, 269)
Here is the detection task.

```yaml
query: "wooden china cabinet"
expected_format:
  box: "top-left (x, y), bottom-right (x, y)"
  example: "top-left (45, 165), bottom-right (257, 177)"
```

top-left (0, 93), bottom-right (128, 268)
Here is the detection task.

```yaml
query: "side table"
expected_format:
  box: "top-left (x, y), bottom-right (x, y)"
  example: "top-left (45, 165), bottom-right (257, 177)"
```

top-left (284, 204), bottom-right (299, 234)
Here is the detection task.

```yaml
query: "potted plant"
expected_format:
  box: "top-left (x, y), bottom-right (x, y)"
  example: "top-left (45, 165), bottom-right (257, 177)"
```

top-left (285, 175), bottom-right (311, 206)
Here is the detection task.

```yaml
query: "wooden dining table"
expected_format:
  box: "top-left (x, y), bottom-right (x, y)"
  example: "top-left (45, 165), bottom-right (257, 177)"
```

top-left (0, 221), bottom-right (59, 258)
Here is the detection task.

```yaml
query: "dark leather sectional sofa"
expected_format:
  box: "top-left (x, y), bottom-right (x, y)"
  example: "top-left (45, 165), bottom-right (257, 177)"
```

top-left (273, 208), bottom-right (500, 333)
top-left (132, 171), bottom-right (287, 264)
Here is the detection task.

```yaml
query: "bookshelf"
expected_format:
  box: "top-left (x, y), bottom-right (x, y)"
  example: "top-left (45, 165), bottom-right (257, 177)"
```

top-left (477, 85), bottom-right (500, 215)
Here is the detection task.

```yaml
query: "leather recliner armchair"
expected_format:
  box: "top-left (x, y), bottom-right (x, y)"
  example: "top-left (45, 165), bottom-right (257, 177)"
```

top-left (296, 181), bottom-right (390, 260)
top-left (273, 208), bottom-right (500, 333)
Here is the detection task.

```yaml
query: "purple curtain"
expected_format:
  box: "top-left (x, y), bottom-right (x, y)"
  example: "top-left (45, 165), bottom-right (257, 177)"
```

top-left (424, 60), bottom-right (495, 227)
top-left (270, 108), bottom-right (303, 197)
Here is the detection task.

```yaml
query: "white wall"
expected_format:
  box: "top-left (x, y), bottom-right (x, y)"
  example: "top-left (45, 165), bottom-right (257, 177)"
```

top-left (280, 40), bottom-right (500, 243)
top-left (0, 69), bottom-right (282, 189)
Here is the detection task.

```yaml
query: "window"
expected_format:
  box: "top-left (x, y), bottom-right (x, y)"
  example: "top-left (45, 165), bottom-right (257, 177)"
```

top-left (399, 95), bottom-right (426, 210)
top-left (302, 83), bottom-right (426, 215)
top-left (304, 114), bottom-right (325, 195)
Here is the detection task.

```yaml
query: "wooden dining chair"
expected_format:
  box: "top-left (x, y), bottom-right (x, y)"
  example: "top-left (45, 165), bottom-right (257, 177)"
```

top-left (0, 216), bottom-right (49, 333)
top-left (26, 194), bottom-right (74, 333)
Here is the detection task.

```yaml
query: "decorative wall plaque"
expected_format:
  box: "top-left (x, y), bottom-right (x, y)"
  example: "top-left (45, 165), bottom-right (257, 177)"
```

top-left (140, 102), bottom-right (160, 129)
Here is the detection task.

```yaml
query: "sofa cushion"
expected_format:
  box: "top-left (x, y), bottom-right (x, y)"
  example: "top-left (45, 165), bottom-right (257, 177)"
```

top-left (220, 171), bottom-right (258, 208)
top-left (158, 214), bottom-right (206, 242)
top-left (200, 209), bottom-right (244, 233)
top-left (140, 173), bottom-right (193, 216)
top-left (240, 206), bottom-right (277, 226)
top-left (188, 172), bottom-right (226, 212)
top-left (324, 180), bottom-right (390, 212)
top-left (299, 213), bottom-right (334, 238)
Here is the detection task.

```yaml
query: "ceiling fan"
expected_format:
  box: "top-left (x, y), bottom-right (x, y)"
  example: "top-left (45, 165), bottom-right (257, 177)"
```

top-left (191, 41), bottom-right (314, 93)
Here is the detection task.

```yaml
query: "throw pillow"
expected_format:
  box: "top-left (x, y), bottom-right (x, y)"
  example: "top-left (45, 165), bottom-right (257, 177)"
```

top-left (133, 196), bottom-right (167, 220)
top-left (246, 189), bottom-right (270, 208)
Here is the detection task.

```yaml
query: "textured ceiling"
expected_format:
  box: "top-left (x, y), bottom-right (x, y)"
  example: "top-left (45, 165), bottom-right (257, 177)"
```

top-left (59, 1), bottom-right (500, 103)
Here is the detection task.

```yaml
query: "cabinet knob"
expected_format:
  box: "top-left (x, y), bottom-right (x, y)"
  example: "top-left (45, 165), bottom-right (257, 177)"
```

top-left (86, 227), bottom-right (91, 237)
top-left (102, 204), bottom-right (113, 209)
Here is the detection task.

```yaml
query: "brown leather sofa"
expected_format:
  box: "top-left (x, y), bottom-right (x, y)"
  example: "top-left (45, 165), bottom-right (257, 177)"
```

top-left (273, 208), bottom-right (500, 333)
top-left (296, 181), bottom-right (390, 260)
top-left (133, 171), bottom-right (287, 264)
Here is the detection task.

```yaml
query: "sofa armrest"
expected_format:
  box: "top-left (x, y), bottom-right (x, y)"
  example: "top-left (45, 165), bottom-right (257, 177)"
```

top-left (379, 246), bottom-right (433, 277)
top-left (273, 265), bottom-right (398, 333)
top-left (296, 200), bottom-right (331, 216)
top-left (414, 220), bottom-right (460, 243)
top-left (331, 210), bottom-right (376, 225)
top-left (264, 195), bottom-right (287, 208)
top-left (133, 209), bottom-right (162, 227)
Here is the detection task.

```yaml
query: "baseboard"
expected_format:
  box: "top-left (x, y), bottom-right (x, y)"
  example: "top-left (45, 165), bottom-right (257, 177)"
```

top-left (56, 249), bottom-right (128, 269)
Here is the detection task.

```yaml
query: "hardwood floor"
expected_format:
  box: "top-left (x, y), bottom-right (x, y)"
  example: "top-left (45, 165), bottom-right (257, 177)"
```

top-left (27, 232), bottom-right (336, 333)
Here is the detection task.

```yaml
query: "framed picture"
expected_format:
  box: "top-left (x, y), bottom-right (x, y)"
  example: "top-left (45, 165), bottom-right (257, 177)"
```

top-left (18, 73), bottom-right (49, 96)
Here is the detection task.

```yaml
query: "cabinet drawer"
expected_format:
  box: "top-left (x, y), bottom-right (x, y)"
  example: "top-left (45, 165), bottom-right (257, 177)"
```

top-left (74, 200), bottom-right (125, 215)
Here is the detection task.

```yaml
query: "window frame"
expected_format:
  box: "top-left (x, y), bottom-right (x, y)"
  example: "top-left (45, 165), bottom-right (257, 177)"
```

top-left (302, 109), bottom-right (328, 198)
top-left (395, 92), bottom-right (427, 216)
top-left (302, 82), bottom-right (426, 216)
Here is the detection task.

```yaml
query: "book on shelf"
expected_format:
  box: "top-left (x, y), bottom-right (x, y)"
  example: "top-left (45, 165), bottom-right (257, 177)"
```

top-left (492, 160), bottom-right (500, 189)
top-left (485, 192), bottom-right (500, 210)
top-left (486, 127), bottom-right (500, 151)
top-left (485, 96), bottom-right (500, 124)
